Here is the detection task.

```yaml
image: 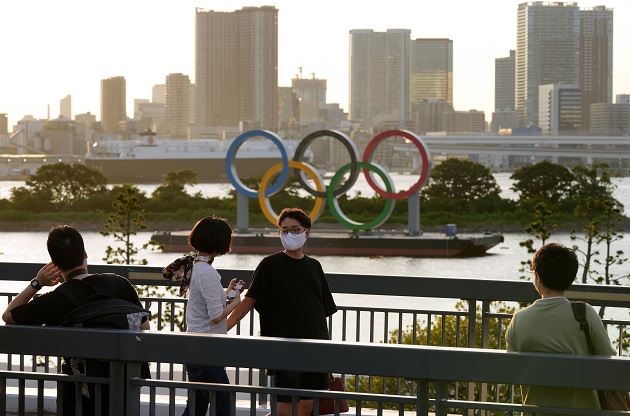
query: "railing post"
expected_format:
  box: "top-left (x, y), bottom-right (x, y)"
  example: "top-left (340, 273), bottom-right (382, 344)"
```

top-left (434, 382), bottom-right (449, 416)
top-left (480, 300), bottom-right (491, 405)
top-left (258, 368), bottom-right (268, 409)
top-left (110, 361), bottom-right (125, 415)
top-left (416, 380), bottom-right (429, 416)
top-left (125, 361), bottom-right (142, 415)
top-left (466, 299), bottom-right (477, 416)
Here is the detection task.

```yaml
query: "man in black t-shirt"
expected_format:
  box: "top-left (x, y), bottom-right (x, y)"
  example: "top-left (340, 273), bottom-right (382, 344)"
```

top-left (227, 208), bottom-right (337, 416)
top-left (2, 224), bottom-right (149, 416)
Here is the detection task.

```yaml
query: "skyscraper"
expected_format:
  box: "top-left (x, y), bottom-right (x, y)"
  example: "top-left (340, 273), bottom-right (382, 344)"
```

top-left (101, 76), bottom-right (127, 133)
top-left (60, 95), bottom-right (72, 120)
top-left (539, 84), bottom-right (582, 135)
top-left (495, 50), bottom-right (515, 111)
top-left (580, 5), bottom-right (613, 132)
top-left (410, 38), bottom-right (453, 104)
top-left (292, 73), bottom-right (327, 126)
top-left (349, 29), bottom-right (411, 125)
top-left (515, 2), bottom-right (580, 127)
top-left (166, 73), bottom-right (192, 138)
top-left (195, 6), bottom-right (278, 132)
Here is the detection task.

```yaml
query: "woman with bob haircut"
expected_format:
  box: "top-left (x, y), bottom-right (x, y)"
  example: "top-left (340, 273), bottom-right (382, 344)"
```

top-left (180, 215), bottom-right (245, 416)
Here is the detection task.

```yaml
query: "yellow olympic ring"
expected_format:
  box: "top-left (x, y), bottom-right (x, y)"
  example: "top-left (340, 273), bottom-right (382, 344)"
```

top-left (258, 160), bottom-right (326, 226)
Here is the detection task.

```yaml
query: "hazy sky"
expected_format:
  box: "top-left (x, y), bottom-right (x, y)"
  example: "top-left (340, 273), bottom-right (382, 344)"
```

top-left (1, 0), bottom-right (629, 129)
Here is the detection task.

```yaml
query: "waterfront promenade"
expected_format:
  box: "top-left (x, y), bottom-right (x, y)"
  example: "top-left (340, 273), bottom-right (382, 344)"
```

top-left (1, 262), bottom-right (630, 415)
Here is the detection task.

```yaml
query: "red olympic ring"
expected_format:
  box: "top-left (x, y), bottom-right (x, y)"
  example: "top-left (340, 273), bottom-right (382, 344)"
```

top-left (362, 129), bottom-right (432, 199)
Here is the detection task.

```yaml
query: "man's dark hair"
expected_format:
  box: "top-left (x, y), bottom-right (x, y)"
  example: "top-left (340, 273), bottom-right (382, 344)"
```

top-left (188, 216), bottom-right (232, 255)
top-left (47, 225), bottom-right (86, 271)
top-left (277, 207), bottom-right (311, 229)
top-left (531, 243), bottom-right (578, 291)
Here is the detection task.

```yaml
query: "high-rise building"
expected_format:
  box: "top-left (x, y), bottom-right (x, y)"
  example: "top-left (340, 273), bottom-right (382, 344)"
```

top-left (292, 73), bottom-right (327, 126)
top-left (515, 2), bottom-right (580, 127)
top-left (166, 73), bottom-right (192, 138)
top-left (495, 50), bottom-right (515, 111)
top-left (60, 95), bottom-right (72, 120)
top-left (539, 84), bottom-right (582, 135)
top-left (195, 6), bottom-right (278, 132)
top-left (413, 99), bottom-right (453, 133)
top-left (152, 84), bottom-right (166, 104)
top-left (349, 29), bottom-right (411, 126)
top-left (0, 113), bottom-right (8, 135)
top-left (100, 76), bottom-right (127, 133)
top-left (589, 103), bottom-right (630, 136)
top-left (580, 6), bottom-right (613, 132)
top-left (410, 38), bottom-right (453, 104)
top-left (443, 109), bottom-right (486, 133)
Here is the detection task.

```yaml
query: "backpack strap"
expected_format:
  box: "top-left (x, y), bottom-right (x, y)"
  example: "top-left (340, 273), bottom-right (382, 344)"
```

top-left (571, 301), bottom-right (595, 354)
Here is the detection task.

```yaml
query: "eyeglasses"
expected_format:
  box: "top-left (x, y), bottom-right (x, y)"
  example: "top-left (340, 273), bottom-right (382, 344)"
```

top-left (279, 227), bottom-right (307, 236)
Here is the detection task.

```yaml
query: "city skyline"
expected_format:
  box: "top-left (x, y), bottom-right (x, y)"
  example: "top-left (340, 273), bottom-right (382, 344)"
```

top-left (1, 0), bottom-right (629, 129)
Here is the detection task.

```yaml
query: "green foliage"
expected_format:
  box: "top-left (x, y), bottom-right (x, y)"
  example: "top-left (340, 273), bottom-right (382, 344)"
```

top-left (346, 301), bottom-right (518, 411)
top-left (571, 163), bottom-right (617, 207)
top-left (15, 162), bottom-right (108, 211)
top-left (571, 198), bottom-right (628, 286)
top-left (511, 161), bottom-right (574, 211)
top-left (100, 184), bottom-right (161, 265)
top-left (519, 202), bottom-right (555, 280)
top-left (421, 159), bottom-right (506, 214)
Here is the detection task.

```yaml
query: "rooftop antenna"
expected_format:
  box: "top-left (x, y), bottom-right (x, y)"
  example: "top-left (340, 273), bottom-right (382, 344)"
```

top-left (298, 66), bottom-right (303, 79)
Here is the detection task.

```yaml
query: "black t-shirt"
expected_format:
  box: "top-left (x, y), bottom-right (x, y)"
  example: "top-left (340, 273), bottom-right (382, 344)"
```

top-left (10, 273), bottom-right (143, 326)
top-left (246, 252), bottom-right (337, 340)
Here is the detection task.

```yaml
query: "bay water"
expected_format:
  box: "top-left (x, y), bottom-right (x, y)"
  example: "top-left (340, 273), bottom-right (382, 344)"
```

top-left (0, 173), bottom-right (628, 322)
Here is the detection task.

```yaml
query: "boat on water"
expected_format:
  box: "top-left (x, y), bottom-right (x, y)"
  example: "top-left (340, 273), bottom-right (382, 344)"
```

top-left (151, 229), bottom-right (505, 258)
top-left (85, 131), bottom-right (304, 184)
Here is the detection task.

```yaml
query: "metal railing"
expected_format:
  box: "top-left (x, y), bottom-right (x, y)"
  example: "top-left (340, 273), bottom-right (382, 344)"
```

top-left (1, 325), bottom-right (630, 416)
top-left (1, 262), bottom-right (629, 415)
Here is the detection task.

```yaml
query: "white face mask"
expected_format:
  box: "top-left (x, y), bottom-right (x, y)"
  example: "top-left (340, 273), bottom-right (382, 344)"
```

top-left (280, 231), bottom-right (307, 251)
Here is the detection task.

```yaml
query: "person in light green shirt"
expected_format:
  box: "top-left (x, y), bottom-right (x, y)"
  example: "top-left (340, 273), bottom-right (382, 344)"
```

top-left (506, 243), bottom-right (616, 415)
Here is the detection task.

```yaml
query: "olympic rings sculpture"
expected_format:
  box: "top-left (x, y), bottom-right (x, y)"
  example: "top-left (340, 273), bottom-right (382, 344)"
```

top-left (225, 129), bottom-right (433, 230)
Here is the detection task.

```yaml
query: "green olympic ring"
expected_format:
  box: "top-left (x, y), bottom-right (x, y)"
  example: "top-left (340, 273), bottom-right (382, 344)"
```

top-left (327, 161), bottom-right (396, 230)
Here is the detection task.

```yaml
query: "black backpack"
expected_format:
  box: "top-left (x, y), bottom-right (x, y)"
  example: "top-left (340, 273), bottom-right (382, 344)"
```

top-left (56, 274), bottom-right (151, 416)
top-left (58, 274), bottom-right (150, 330)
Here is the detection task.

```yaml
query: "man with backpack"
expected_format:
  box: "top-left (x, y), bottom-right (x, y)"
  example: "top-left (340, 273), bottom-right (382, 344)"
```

top-left (2, 224), bottom-right (150, 415)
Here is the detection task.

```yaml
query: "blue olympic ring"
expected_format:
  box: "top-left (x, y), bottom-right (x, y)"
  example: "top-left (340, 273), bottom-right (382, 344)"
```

top-left (225, 130), bottom-right (289, 199)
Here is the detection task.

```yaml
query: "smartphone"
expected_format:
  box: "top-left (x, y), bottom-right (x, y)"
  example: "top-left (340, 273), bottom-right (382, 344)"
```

top-left (228, 283), bottom-right (244, 299)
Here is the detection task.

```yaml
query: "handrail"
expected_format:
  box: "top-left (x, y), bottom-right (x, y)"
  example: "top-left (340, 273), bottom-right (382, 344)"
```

top-left (2, 262), bottom-right (629, 306)
top-left (1, 325), bottom-right (629, 414)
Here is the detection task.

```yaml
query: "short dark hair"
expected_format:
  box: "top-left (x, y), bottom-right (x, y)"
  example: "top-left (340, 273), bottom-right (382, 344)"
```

top-left (531, 243), bottom-right (578, 291)
top-left (277, 207), bottom-right (311, 229)
top-left (188, 216), bottom-right (232, 255)
top-left (47, 225), bottom-right (85, 271)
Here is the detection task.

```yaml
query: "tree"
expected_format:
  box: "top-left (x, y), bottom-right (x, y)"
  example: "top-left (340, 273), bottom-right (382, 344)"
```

top-left (421, 159), bottom-right (505, 214)
top-left (346, 301), bottom-right (518, 412)
top-left (571, 163), bottom-right (619, 210)
top-left (511, 161), bottom-right (574, 211)
top-left (12, 162), bottom-right (108, 210)
top-left (519, 202), bottom-right (555, 279)
top-left (101, 184), bottom-right (161, 265)
top-left (149, 169), bottom-right (205, 212)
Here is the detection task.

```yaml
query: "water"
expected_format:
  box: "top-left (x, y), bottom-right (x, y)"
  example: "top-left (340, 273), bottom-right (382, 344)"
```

top-left (0, 174), bottom-right (628, 320)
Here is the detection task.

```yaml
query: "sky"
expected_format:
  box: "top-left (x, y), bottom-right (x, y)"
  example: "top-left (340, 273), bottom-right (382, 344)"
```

top-left (1, 0), bottom-right (629, 129)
